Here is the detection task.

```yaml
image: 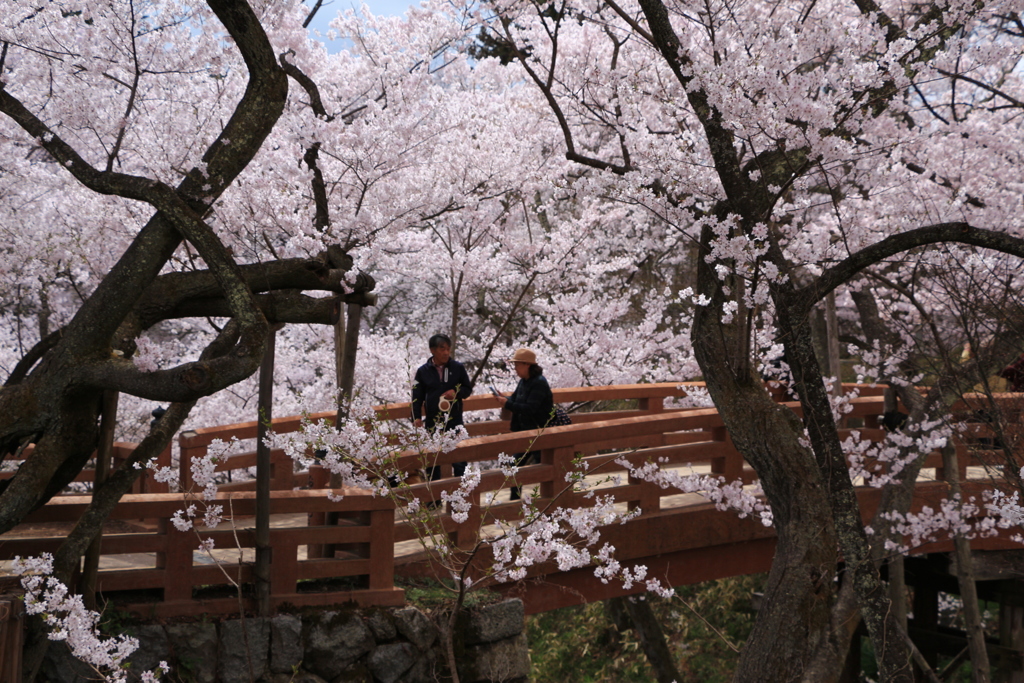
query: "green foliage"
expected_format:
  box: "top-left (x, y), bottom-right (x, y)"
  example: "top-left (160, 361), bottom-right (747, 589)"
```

top-left (468, 28), bottom-right (525, 65)
top-left (398, 576), bottom-right (502, 611)
top-left (96, 605), bottom-right (140, 637)
top-left (168, 654), bottom-right (203, 683)
top-left (670, 577), bottom-right (762, 681)
top-left (528, 602), bottom-right (649, 683)
top-left (527, 575), bottom-right (763, 683)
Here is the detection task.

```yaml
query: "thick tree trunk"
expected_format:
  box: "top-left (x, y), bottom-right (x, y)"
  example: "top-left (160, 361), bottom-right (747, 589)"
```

top-left (255, 327), bottom-right (277, 616)
top-left (0, 393), bottom-right (102, 533)
top-left (709, 382), bottom-right (844, 683)
top-left (691, 239), bottom-right (844, 681)
top-left (0, 0), bottom-right (289, 538)
top-left (775, 295), bottom-right (913, 683)
top-left (691, 224), bottom-right (914, 681)
top-left (22, 396), bottom-right (198, 680)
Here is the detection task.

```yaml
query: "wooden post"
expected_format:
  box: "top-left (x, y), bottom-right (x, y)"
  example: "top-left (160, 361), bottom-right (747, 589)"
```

top-left (328, 301), bottom-right (362, 550)
top-left (368, 508), bottom-right (396, 591)
top-left (629, 459), bottom-right (661, 516)
top-left (338, 302), bottom-right (362, 420)
top-left (149, 443), bottom-right (172, 494)
top-left (709, 426), bottom-right (742, 481)
top-left (178, 430), bottom-right (202, 491)
top-left (542, 446), bottom-right (577, 504)
top-left (160, 517), bottom-right (193, 603)
top-left (328, 299), bottom-right (362, 490)
top-left (453, 488), bottom-right (482, 549)
top-left (81, 389), bottom-right (118, 609)
top-left (255, 325), bottom-right (279, 616)
top-left (307, 466), bottom-right (329, 559)
top-left (638, 396), bottom-right (665, 414)
top-left (270, 530), bottom-right (299, 601)
top-left (271, 448), bottom-right (292, 490)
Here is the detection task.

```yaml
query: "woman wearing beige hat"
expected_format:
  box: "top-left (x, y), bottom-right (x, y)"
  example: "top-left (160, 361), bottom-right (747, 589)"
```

top-left (493, 348), bottom-right (554, 499)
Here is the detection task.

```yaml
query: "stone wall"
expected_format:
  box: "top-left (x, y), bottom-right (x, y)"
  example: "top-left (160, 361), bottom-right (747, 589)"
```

top-left (37, 599), bottom-right (530, 683)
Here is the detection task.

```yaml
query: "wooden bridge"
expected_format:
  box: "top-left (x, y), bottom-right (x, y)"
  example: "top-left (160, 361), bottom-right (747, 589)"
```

top-left (1, 383), bottom-right (1022, 626)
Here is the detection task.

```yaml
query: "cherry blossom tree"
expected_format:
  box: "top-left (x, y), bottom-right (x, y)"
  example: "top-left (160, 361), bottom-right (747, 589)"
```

top-left (0, 0), bottom-right (504, 544)
top-left (475, 0), bottom-right (1024, 679)
top-left (0, 4), bottom-right (689, 676)
top-left (0, 0), bottom-right (379, 674)
top-left (6, 0), bottom-right (1024, 680)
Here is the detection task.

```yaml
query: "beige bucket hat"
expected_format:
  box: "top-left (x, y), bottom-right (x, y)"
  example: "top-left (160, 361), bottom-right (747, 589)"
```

top-left (509, 348), bottom-right (538, 364)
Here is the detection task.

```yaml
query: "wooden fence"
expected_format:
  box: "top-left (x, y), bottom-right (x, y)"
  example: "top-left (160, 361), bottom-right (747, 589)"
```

top-left (3, 490), bottom-right (402, 618)
top-left (175, 382), bottom-right (701, 490)
top-left (5, 382), bottom-right (1017, 621)
top-left (0, 383), bottom-right (704, 617)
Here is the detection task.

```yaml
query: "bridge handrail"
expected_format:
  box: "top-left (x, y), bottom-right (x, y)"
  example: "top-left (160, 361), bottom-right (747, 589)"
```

top-left (2, 489), bottom-right (403, 617)
top-left (174, 382), bottom-right (697, 489)
top-left (384, 394), bottom-right (933, 544)
top-left (9, 383), bottom-right (1001, 620)
top-left (177, 382), bottom-right (698, 447)
top-left (174, 382), bottom-right (888, 489)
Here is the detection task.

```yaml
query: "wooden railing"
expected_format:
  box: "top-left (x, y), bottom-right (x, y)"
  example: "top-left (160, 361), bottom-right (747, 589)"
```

top-left (2, 490), bottom-right (402, 618)
top-left (0, 383), bottom-right (702, 616)
top-left (175, 382), bottom-right (699, 489)
top-left (4, 383), bottom-right (1017, 619)
top-left (0, 442), bottom-right (173, 495)
top-left (387, 391), bottom-right (961, 549)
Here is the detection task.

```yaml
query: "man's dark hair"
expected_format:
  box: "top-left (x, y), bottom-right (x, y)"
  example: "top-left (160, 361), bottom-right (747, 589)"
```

top-left (529, 364), bottom-right (544, 379)
top-left (429, 334), bottom-right (452, 349)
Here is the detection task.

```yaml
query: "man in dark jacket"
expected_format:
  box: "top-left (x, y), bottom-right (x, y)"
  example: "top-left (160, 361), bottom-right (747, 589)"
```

top-left (411, 334), bottom-right (474, 431)
top-left (411, 334), bottom-right (473, 477)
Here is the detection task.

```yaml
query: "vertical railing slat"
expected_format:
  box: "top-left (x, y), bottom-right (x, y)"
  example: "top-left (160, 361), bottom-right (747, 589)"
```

top-left (367, 509), bottom-right (395, 591)
top-left (160, 518), bottom-right (194, 603)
